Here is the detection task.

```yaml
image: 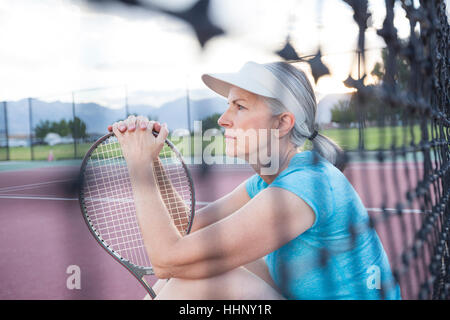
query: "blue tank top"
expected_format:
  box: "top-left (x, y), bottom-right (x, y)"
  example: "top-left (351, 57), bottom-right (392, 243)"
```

top-left (245, 150), bottom-right (401, 300)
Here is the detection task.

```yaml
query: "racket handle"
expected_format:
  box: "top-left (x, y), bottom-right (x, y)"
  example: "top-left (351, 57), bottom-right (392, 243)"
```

top-left (151, 130), bottom-right (159, 137)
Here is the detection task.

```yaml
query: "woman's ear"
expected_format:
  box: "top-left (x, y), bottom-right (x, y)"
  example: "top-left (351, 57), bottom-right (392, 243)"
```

top-left (275, 112), bottom-right (295, 138)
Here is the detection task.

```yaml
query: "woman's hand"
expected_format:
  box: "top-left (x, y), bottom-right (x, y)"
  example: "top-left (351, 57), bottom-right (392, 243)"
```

top-left (108, 115), bottom-right (169, 173)
top-left (107, 115), bottom-right (163, 135)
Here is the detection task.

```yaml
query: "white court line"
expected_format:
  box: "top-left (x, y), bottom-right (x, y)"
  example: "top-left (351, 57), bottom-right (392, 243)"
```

top-left (366, 207), bottom-right (431, 214)
top-left (0, 195), bottom-right (78, 201)
top-left (0, 194), bottom-right (427, 214)
top-left (0, 165), bottom-right (80, 173)
top-left (0, 194), bottom-right (210, 206)
top-left (0, 179), bottom-right (76, 193)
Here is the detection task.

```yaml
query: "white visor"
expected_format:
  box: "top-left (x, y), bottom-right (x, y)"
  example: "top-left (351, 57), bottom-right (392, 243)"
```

top-left (201, 61), bottom-right (305, 123)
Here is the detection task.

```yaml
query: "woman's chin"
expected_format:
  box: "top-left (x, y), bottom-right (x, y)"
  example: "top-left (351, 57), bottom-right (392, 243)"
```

top-left (224, 141), bottom-right (258, 162)
top-left (225, 148), bottom-right (238, 159)
top-left (225, 150), bottom-right (259, 165)
top-left (225, 146), bottom-right (245, 160)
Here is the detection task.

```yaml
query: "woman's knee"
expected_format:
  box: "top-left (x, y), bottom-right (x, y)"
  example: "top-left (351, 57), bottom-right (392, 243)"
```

top-left (155, 267), bottom-right (285, 300)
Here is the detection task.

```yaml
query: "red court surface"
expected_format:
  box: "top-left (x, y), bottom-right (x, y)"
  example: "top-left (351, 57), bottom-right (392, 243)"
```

top-left (0, 161), bottom-right (426, 299)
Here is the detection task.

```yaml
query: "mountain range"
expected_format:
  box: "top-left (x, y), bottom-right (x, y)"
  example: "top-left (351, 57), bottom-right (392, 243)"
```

top-left (3, 91), bottom-right (351, 136)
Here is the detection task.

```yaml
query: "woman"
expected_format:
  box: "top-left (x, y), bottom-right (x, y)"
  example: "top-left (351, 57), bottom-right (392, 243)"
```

top-left (111, 61), bottom-right (401, 300)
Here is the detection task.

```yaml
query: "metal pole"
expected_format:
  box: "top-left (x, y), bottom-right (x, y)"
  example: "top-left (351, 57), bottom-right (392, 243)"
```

top-left (357, 49), bottom-right (365, 150)
top-left (72, 92), bottom-right (77, 158)
top-left (3, 101), bottom-right (9, 160)
top-left (357, 49), bottom-right (361, 80)
top-left (186, 77), bottom-right (192, 134)
top-left (28, 98), bottom-right (34, 160)
top-left (125, 85), bottom-right (130, 118)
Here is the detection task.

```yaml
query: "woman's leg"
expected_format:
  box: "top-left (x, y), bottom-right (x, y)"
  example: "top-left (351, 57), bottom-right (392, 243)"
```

top-left (154, 266), bottom-right (286, 300)
top-left (143, 278), bottom-right (169, 300)
top-left (243, 258), bottom-right (279, 292)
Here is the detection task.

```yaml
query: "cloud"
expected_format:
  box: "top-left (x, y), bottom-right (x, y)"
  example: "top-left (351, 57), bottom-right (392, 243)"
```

top-left (0, 0), bottom-right (416, 102)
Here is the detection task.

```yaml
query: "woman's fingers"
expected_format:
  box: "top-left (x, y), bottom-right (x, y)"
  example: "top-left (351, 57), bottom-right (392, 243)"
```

top-left (147, 120), bottom-right (156, 133)
top-left (146, 120), bottom-right (161, 133)
top-left (136, 115), bottom-right (148, 130)
top-left (153, 122), bottom-right (162, 133)
top-left (126, 115), bottom-right (137, 132)
top-left (111, 122), bottom-right (123, 138)
top-left (107, 116), bottom-right (164, 148)
top-left (156, 123), bottom-right (169, 145)
top-left (108, 115), bottom-right (157, 133)
top-left (118, 121), bottom-right (127, 133)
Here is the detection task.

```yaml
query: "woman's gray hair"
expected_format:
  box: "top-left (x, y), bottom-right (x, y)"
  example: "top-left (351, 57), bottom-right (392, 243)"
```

top-left (261, 62), bottom-right (346, 171)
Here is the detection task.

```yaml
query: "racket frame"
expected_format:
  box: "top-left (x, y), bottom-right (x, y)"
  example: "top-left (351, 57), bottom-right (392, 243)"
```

top-left (78, 131), bottom-right (195, 298)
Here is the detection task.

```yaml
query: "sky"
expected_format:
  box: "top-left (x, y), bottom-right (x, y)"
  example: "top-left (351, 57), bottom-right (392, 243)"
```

top-left (0, 0), bottom-right (423, 106)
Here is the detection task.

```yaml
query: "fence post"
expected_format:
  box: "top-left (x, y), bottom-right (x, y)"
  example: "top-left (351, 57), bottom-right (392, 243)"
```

top-left (357, 49), bottom-right (365, 150)
top-left (3, 101), bottom-right (9, 160)
top-left (28, 98), bottom-right (34, 160)
top-left (186, 80), bottom-right (191, 134)
top-left (72, 92), bottom-right (77, 159)
top-left (125, 85), bottom-right (130, 118)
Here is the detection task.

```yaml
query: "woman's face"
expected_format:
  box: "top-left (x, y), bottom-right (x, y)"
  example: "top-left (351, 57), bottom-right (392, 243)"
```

top-left (218, 86), bottom-right (278, 162)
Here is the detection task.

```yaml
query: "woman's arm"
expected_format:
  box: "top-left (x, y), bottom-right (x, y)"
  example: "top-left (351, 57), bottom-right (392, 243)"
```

top-left (112, 120), bottom-right (315, 281)
top-left (190, 180), bottom-right (251, 233)
top-left (144, 184), bottom-right (315, 280)
top-left (154, 158), bottom-right (252, 235)
top-left (145, 181), bottom-right (252, 299)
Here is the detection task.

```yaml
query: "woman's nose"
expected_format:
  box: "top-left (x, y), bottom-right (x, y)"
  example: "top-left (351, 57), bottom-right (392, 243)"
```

top-left (217, 110), bottom-right (233, 128)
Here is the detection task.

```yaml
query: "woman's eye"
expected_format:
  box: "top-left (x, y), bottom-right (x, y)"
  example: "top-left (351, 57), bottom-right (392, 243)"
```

top-left (237, 104), bottom-right (245, 110)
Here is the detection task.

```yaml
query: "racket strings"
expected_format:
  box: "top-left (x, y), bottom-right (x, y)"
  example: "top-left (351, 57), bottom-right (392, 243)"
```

top-left (145, 145), bottom-right (194, 242)
top-left (85, 137), bottom-right (150, 267)
top-left (82, 135), bottom-right (193, 269)
top-left (153, 156), bottom-right (192, 235)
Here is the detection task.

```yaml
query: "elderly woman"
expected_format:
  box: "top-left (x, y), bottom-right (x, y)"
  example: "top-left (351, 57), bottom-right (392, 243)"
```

top-left (111, 61), bottom-right (401, 300)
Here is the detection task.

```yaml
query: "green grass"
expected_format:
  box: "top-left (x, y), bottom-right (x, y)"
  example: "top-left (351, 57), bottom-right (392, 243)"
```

top-left (2, 124), bottom-right (432, 161)
top-left (7, 143), bottom-right (92, 161)
top-left (322, 124), bottom-right (430, 150)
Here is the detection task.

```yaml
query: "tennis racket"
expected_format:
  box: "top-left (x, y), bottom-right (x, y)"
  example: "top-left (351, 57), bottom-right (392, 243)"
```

top-left (78, 129), bottom-right (195, 299)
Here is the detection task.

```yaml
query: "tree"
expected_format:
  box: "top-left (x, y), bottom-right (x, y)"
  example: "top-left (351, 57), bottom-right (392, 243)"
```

top-left (331, 99), bottom-right (356, 127)
top-left (35, 120), bottom-right (52, 139)
top-left (201, 113), bottom-right (222, 132)
top-left (35, 118), bottom-right (71, 138)
top-left (371, 45), bottom-right (411, 91)
top-left (331, 91), bottom-right (404, 127)
top-left (51, 119), bottom-right (70, 137)
top-left (331, 42), bottom-right (411, 127)
top-left (69, 116), bottom-right (87, 139)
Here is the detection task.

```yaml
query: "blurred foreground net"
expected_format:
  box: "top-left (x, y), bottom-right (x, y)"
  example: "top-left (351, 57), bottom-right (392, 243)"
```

top-left (329, 0), bottom-right (450, 299)
top-left (73, 0), bottom-right (450, 299)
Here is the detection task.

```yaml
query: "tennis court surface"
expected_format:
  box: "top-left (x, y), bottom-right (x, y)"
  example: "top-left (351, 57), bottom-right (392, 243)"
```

top-left (0, 158), bottom-right (431, 300)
